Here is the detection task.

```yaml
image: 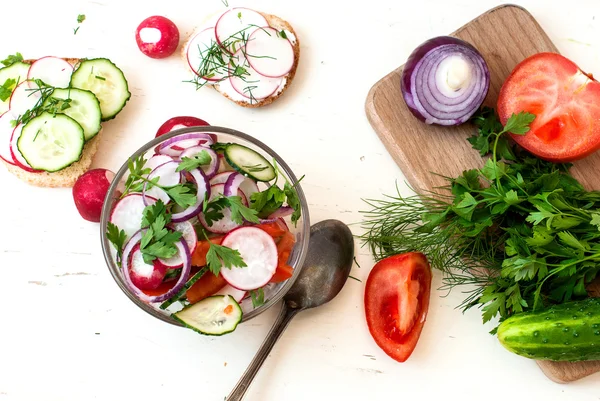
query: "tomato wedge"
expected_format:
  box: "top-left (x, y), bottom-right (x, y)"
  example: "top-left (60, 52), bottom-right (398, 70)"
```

top-left (364, 252), bottom-right (432, 362)
top-left (186, 271), bottom-right (227, 304)
top-left (497, 52), bottom-right (600, 162)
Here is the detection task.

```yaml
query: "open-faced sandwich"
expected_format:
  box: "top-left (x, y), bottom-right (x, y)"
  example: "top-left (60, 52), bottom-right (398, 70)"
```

top-left (0, 54), bottom-right (130, 187)
top-left (182, 7), bottom-right (300, 108)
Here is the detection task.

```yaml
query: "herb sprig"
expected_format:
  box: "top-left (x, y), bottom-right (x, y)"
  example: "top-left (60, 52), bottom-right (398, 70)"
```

top-left (140, 200), bottom-right (183, 264)
top-left (360, 107), bottom-right (600, 330)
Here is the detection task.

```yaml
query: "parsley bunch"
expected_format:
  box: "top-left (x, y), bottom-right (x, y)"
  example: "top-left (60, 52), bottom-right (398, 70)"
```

top-left (361, 107), bottom-right (600, 329)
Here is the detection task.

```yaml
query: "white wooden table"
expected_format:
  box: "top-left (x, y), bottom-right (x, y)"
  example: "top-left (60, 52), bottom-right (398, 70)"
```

top-left (1, 0), bottom-right (598, 400)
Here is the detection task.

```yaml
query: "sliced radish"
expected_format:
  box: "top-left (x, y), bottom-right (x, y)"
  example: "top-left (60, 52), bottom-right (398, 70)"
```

top-left (229, 49), bottom-right (282, 100)
top-left (215, 8), bottom-right (267, 54)
top-left (10, 124), bottom-right (42, 173)
top-left (27, 57), bottom-right (73, 88)
top-left (199, 183), bottom-right (241, 233)
top-left (187, 27), bottom-right (230, 81)
top-left (245, 27), bottom-right (295, 78)
top-left (220, 226), bottom-right (278, 291)
top-left (0, 112), bottom-right (16, 165)
top-left (148, 160), bottom-right (181, 187)
top-left (145, 154), bottom-right (174, 171)
top-left (10, 81), bottom-right (41, 118)
top-left (179, 145), bottom-right (219, 178)
top-left (209, 171), bottom-right (234, 185)
top-left (155, 220), bottom-right (198, 269)
top-left (214, 284), bottom-right (246, 303)
top-left (128, 244), bottom-right (168, 290)
top-left (110, 194), bottom-right (156, 240)
top-left (171, 168), bottom-right (210, 223)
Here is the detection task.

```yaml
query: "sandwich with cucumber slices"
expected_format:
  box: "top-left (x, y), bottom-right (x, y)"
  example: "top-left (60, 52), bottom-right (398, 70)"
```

top-left (0, 54), bottom-right (131, 187)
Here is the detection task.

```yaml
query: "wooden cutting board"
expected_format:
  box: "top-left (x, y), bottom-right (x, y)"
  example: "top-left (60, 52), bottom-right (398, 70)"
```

top-left (365, 3), bottom-right (600, 384)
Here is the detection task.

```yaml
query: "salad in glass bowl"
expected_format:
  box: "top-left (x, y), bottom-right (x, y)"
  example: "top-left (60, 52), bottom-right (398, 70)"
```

top-left (100, 125), bottom-right (310, 336)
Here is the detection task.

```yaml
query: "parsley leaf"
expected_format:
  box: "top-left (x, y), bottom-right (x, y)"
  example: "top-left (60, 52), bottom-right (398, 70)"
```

top-left (501, 111), bottom-right (536, 135)
top-left (77, 14), bottom-right (86, 23)
top-left (250, 185), bottom-right (286, 218)
top-left (176, 151), bottom-right (212, 172)
top-left (249, 288), bottom-right (265, 307)
top-left (278, 30), bottom-right (288, 39)
top-left (139, 200), bottom-right (182, 264)
top-left (206, 242), bottom-right (246, 276)
top-left (203, 195), bottom-right (260, 226)
top-left (166, 185), bottom-right (197, 208)
top-left (106, 222), bottom-right (127, 265)
top-left (284, 181), bottom-right (302, 225)
top-left (1, 53), bottom-right (23, 67)
top-left (0, 78), bottom-right (16, 102)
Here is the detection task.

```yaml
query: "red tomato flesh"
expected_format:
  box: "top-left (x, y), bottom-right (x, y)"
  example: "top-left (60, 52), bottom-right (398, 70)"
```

top-left (497, 52), bottom-right (600, 162)
top-left (364, 252), bottom-right (432, 362)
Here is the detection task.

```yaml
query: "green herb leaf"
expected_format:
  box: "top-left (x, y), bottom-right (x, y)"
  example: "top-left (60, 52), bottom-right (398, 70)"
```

top-left (166, 185), bottom-right (197, 208)
top-left (1, 53), bottom-right (23, 67)
top-left (284, 181), bottom-right (302, 225)
top-left (203, 195), bottom-right (259, 226)
top-left (501, 111), bottom-right (536, 135)
top-left (249, 288), bottom-right (265, 307)
top-left (278, 30), bottom-right (288, 39)
top-left (250, 185), bottom-right (286, 217)
top-left (0, 78), bottom-right (16, 102)
top-left (205, 242), bottom-right (246, 276)
top-left (77, 14), bottom-right (86, 23)
top-left (139, 200), bottom-right (182, 264)
top-left (106, 222), bottom-right (127, 264)
top-left (176, 151), bottom-right (212, 172)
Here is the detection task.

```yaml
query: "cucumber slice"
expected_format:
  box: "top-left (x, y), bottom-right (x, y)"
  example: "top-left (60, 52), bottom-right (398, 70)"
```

top-left (0, 62), bottom-right (30, 115)
top-left (172, 295), bottom-right (243, 336)
top-left (70, 58), bottom-right (131, 121)
top-left (43, 88), bottom-right (102, 141)
top-left (224, 143), bottom-right (276, 182)
top-left (18, 112), bottom-right (84, 172)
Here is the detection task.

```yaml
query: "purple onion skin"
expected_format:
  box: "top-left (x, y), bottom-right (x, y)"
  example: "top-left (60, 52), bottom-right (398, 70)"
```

top-left (400, 36), bottom-right (490, 126)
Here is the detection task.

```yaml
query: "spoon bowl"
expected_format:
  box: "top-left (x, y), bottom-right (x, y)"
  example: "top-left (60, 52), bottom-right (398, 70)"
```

top-left (227, 219), bottom-right (354, 401)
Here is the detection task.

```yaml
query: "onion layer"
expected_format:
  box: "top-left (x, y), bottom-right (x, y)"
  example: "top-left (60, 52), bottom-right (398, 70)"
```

top-left (400, 36), bottom-right (490, 126)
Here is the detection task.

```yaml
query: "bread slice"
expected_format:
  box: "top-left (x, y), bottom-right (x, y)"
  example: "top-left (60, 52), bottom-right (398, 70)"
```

top-left (182, 12), bottom-right (300, 108)
top-left (2, 58), bottom-right (103, 188)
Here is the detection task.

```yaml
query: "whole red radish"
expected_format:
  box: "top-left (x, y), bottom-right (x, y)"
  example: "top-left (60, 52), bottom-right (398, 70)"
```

top-left (135, 16), bottom-right (180, 59)
top-left (155, 116), bottom-right (210, 138)
top-left (73, 169), bottom-right (115, 223)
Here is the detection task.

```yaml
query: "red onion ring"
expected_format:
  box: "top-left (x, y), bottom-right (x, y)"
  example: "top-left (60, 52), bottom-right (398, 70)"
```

top-left (156, 133), bottom-right (215, 156)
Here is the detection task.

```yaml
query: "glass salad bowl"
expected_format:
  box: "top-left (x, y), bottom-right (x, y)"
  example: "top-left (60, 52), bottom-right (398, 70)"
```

top-left (99, 125), bottom-right (310, 332)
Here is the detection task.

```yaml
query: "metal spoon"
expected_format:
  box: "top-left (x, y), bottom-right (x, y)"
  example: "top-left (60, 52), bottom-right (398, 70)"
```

top-left (226, 219), bottom-right (355, 401)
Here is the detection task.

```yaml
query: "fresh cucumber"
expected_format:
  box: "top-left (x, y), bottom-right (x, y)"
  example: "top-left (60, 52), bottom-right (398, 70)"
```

top-left (18, 112), bottom-right (84, 172)
top-left (44, 88), bottom-right (102, 141)
top-left (0, 61), bottom-right (30, 114)
top-left (497, 297), bottom-right (600, 362)
top-left (70, 58), bottom-right (130, 121)
top-left (223, 143), bottom-right (276, 182)
top-left (172, 295), bottom-right (242, 336)
top-left (159, 268), bottom-right (208, 310)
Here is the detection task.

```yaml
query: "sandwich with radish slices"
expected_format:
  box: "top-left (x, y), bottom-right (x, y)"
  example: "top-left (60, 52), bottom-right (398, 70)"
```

top-left (182, 7), bottom-right (300, 108)
top-left (0, 53), bottom-right (130, 187)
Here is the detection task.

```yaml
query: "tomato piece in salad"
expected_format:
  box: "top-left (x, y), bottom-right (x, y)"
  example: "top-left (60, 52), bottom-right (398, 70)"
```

top-left (270, 231), bottom-right (295, 283)
top-left (186, 271), bottom-right (227, 304)
top-left (256, 219), bottom-right (289, 238)
top-left (497, 52), bottom-right (600, 162)
top-left (364, 252), bottom-right (432, 363)
top-left (191, 236), bottom-right (224, 267)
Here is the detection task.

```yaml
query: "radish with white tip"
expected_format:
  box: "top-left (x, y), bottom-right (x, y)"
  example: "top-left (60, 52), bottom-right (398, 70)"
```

top-left (27, 56), bottom-right (73, 88)
top-left (73, 168), bottom-right (116, 222)
top-left (220, 226), bottom-right (278, 290)
top-left (136, 16), bottom-right (180, 59)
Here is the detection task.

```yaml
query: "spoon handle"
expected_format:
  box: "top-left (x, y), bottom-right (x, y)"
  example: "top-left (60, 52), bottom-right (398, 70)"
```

top-left (226, 304), bottom-right (300, 401)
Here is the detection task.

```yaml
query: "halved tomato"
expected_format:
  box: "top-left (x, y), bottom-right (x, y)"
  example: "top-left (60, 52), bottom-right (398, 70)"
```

top-left (364, 252), bottom-right (432, 362)
top-left (497, 52), bottom-right (600, 162)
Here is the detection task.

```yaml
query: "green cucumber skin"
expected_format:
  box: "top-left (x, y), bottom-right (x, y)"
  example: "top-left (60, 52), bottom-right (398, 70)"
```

top-left (497, 298), bottom-right (600, 362)
top-left (172, 295), bottom-right (243, 336)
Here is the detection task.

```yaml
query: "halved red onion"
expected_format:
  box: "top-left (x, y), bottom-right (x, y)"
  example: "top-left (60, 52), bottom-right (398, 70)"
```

top-left (171, 168), bottom-right (210, 223)
top-left (179, 145), bottom-right (219, 178)
top-left (121, 230), bottom-right (192, 303)
top-left (401, 36), bottom-right (489, 126)
top-left (156, 133), bottom-right (215, 157)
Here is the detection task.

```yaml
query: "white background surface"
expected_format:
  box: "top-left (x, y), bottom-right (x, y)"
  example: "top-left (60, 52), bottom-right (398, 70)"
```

top-left (1, 0), bottom-right (599, 400)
